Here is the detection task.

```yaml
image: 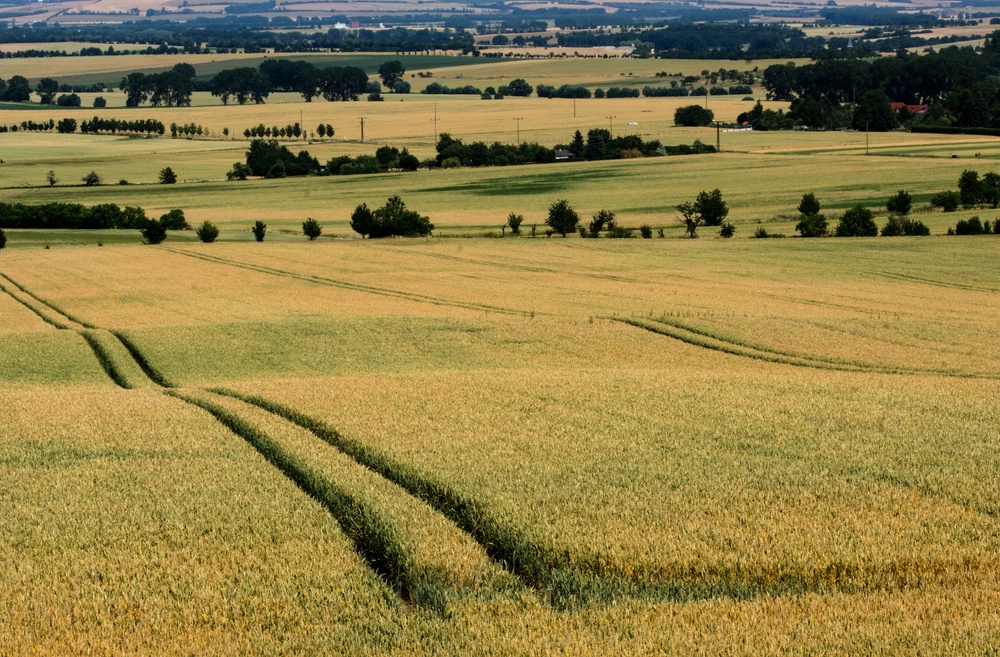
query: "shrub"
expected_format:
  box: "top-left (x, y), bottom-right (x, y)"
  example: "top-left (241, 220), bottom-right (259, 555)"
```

top-left (252, 220), bottom-right (267, 242)
top-left (588, 209), bottom-right (615, 237)
top-left (93, 96), bottom-right (107, 108)
top-left (441, 157), bottom-right (461, 169)
top-left (507, 212), bottom-right (524, 235)
top-left (954, 216), bottom-right (987, 235)
top-left (227, 162), bottom-right (252, 180)
top-left (81, 171), bottom-right (101, 186)
top-left (931, 190), bottom-right (960, 212)
top-left (196, 221), bottom-right (219, 243)
top-left (753, 227), bottom-right (770, 238)
top-left (995, 218), bottom-right (1000, 234)
top-left (159, 209), bottom-right (189, 230)
top-left (881, 215), bottom-right (930, 236)
top-left (0, 228), bottom-right (6, 250)
top-left (835, 205), bottom-right (878, 237)
top-left (141, 219), bottom-right (167, 245)
top-left (639, 224), bottom-right (653, 238)
top-left (719, 222), bottom-right (736, 238)
top-left (607, 225), bottom-right (635, 238)
top-left (302, 217), bottom-right (322, 240)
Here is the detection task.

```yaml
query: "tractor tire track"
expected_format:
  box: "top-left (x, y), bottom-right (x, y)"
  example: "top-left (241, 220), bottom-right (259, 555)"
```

top-left (0, 273), bottom-right (95, 328)
top-left (614, 316), bottom-right (999, 379)
top-left (165, 248), bottom-right (537, 317)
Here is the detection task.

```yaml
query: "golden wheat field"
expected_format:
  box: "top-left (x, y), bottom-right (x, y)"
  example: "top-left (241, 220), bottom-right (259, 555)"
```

top-left (0, 236), bottom-right (998, 654)
top-left (2, 46), bottom-right (1000, 653)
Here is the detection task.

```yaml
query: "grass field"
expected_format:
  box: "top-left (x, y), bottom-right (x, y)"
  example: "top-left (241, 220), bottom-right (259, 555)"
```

top-left (0, 237), bottom-right (998, 653)
top-left (2, 50), bottom-right (999, 653)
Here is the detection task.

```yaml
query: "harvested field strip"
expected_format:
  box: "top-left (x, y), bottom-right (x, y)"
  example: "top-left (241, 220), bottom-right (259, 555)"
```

top-left (108, 331), bottom-right (175, 388)
top-left (0, 273), bottom-right (94, 329)
top-left (0, 278), bottom-right (69, 330)
top-left (616, 317), bottom-right (998, 380)
top-left (170, 389), bottom-right (517, 610)
top-left (79, 329), bottom-right (160, 390)
top-left (166, 248), bottom-right (536, 317)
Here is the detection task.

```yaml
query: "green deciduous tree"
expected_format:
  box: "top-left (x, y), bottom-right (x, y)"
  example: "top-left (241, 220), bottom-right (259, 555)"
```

top-left (141, 219), bottom-right (167, 245)
top-left (351, 203), bottom-right (375, 238)
top-left (251, 220), bottom-right (267, 242)
top-left (835, 204), bottom-right (878, 237)
top-left (796, 192), bottom-right (827, 237)
top-left (546, 199), bottom-right (580, 237)
top-left (886, 190), bottom-right (912, 216)
top-left (674, 104), bottom-right (714, 127)
top-left (378, 60), bottom-right (405, 88)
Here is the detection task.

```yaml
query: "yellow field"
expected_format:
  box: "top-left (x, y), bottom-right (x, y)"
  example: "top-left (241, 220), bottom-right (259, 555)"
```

top-left (1, 237), bottom-right (998, 653)
top-left (2, 49), bottom-right (999, 653)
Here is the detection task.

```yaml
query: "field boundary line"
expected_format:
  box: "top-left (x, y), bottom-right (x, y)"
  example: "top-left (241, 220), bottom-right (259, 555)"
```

top-left (0, 273), bottom-right (95, 329)
top-left (612, 316), bottom-right (999, 379)
top-left (164, 248), bottom-right (538, 317)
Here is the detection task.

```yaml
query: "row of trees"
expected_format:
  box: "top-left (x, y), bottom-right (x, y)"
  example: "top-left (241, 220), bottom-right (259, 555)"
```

top-left (0, 202), bottom-right (152, 229)
top-left (119, 63), bottom-right (197, 107)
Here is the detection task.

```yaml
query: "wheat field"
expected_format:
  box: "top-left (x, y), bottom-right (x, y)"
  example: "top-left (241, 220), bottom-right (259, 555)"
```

top-left (1, 236), bottom-right (998, 654)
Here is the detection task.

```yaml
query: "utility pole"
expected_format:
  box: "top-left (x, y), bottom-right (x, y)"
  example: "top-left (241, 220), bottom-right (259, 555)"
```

top-left (359, 116), bottom-right (366, 144)
top-left (866, 120), bottom-right (869, 156)
top-left (514, 116), bottom-right (523, 144)
top-left (432, 102), bottom-right (439, 146)
top-left (716, 121), bottom-right (721, 152)
top-left (606, 115), bottom-right (616, 137)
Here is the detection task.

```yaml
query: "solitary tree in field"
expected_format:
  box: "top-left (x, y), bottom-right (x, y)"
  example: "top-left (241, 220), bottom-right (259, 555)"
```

top-left (159, 166), bottom-right (177, 184)
top-left (46, 170), bottom-right (57, 187)
top-left (251, 220), bottom-right (267, 242)
top-left (141, 219), bottom-right (167, 245)
top-left (82, 171), bottom-right (101, 186)
top-left (351, 203), bottom-right (375, 238)
top-left (546, 199), bottom-right (580, 237)
top-left (196, 221), bottom-right (219, 243)
top-left (0, 228), bottom-right (6, 250)
top-left (302, 217), bottom-right (322, 240)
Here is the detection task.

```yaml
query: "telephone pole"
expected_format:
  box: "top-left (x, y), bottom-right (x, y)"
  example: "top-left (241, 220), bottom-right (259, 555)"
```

top-left (606, 115), bottom-right (616, 136)
top-left (432, 102), bottom-right (439, 146)
top-left (514, 116), bottom-right (523, 144)
top-left (359, 116), bottom-right (366, 143)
